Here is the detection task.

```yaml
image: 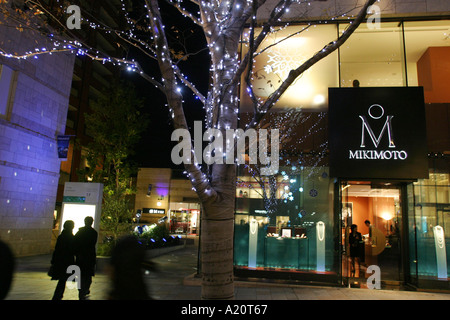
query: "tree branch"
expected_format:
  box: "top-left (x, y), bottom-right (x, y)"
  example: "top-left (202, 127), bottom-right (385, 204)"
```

top-left (146, 0), bottom-right (216, 203)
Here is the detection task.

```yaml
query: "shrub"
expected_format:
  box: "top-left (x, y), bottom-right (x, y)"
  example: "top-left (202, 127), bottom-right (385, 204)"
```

top-left (134, 224), bottom-right (180, 249)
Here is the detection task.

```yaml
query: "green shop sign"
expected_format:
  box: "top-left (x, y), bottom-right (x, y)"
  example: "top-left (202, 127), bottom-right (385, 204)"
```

top-left (63, 196), bottom-right (86, 203)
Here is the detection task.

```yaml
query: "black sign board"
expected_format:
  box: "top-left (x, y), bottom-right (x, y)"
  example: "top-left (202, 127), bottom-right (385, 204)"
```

top-left (328, 87), bottom-right (428, 180)
top-left (143, 208), bottom-right (165, 214)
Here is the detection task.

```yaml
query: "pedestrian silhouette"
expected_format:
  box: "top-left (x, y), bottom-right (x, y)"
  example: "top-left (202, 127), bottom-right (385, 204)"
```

top-left (50, 220), bottom-right (75, 300)
top-left (107, 235), bottom-right (152, 300)
top-left (0, 239), bottom-right (15, 300)
top-left (74, 216), bottom-right (98, 300)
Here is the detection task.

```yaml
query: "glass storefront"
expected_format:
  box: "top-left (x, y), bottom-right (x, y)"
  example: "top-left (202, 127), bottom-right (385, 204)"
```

top-left (234, 163), bottom-right (449, 286)
top-left (234, 164), bottom-right (338, 282)
top-left (411, 160), bottom-right (450, 284)
top-left (235, 19), bottom-right (450, 288)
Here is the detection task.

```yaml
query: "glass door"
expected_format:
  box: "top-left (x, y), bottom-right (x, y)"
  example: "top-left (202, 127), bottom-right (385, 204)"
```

top-left (341, 181), bottom-right (403, 287)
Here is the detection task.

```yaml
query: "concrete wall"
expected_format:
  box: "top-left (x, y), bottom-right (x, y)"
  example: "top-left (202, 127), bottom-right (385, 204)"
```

top-left (169, 179), bottom-right (199, 203)
top-left (0, 16), bottom-right (75, 256)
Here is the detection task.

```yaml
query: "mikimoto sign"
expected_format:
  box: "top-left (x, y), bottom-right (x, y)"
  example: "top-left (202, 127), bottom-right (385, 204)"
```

top-left (328, 87), bottom-right (428, 180)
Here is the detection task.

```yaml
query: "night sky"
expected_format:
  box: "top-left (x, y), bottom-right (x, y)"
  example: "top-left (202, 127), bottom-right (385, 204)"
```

top-left (122, 2), bottom-right (208, 169)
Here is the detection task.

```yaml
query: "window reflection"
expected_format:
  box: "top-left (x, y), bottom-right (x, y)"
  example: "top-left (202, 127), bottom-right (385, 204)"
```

top-left (240, 24), bottom-right (339, 111)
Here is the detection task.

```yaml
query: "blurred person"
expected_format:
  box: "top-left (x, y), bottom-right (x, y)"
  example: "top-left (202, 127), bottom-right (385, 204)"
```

top-left (50, 220), bottom-right (75, 300)
top-left (74, 216), bottom-right (98, 300)
top-left (0, 239), bottom-right (15, 300)
top-left (106, 235), bottom-right (152, 300)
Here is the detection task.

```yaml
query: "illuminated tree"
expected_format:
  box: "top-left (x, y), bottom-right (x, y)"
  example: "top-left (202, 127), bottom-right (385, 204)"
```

top-left (1, 0), bottom-right (377, 299)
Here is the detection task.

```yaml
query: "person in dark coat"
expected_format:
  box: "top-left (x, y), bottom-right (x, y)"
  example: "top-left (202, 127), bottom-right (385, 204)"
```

top-left (51, 220), bottom-right (75, 300)
top-left (74, 216), bottom-right (98, 300)
top-left (349, 224), bottom-right (363, 277)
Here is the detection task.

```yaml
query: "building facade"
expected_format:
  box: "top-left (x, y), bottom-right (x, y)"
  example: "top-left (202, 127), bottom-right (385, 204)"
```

top-left (0, 7), bottom-right (75, 256)
top-left (234, 0), bottom-right (450, 290)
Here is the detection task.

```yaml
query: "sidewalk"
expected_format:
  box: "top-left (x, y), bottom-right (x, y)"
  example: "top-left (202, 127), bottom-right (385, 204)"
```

top-left (5, 244), bottom-right (450, 300)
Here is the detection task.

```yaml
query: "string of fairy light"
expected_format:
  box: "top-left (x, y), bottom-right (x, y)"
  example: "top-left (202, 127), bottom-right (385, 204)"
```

top-left (1, 0), bottom-right (375, 198)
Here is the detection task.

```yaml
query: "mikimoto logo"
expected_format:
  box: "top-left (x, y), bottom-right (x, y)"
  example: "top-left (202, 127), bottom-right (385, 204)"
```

top-left (349, 104), bottom-right (407, 161)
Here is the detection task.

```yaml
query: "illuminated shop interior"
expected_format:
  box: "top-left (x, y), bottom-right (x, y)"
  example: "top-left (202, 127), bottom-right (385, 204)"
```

top-left (240, 20), bottom-right (450, 111)
top-left (169, 202), bottom-right (200, 235)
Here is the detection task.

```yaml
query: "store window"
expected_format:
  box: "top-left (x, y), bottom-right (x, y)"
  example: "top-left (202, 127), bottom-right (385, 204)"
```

top-left (413, 164), bottom-right (450, 280)
top-left (403, 20), bottom-right (450, 282)
top-left (339, 22), bottom-right (405, 87)
top-left (234, 164), bottom-right (336, 275)
top-left (403, 20), bottom-right (450, 88)
top-left (169, 202), bottom-right (200, 235)
top-left (240, 24), bottom-right (339, 111)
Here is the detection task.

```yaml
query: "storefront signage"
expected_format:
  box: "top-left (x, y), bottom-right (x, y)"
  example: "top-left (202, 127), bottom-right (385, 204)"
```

top-left (329, 87), bottom-right (428, 179)
top-left (62, 196), bottom-right (86, 203)
top-left (143, 208), bottom-right (165, 214)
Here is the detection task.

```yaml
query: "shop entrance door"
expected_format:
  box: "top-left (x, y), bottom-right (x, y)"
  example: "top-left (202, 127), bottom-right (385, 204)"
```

top-left (340, 181), bottom-right (404, 288)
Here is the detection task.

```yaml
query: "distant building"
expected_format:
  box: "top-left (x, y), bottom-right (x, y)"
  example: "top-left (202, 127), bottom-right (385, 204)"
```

top-left (135, 168), bottom-right (201, 235)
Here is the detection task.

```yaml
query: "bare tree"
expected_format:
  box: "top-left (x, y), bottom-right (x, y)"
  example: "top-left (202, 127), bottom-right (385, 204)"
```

top-left (0, 0), bottom-right (376, 299)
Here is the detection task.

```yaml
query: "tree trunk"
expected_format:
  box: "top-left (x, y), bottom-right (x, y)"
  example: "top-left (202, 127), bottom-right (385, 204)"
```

top-left (200, 164), bottom-right (236, 300)
top-left (201, 209), bottom-right (235, 299)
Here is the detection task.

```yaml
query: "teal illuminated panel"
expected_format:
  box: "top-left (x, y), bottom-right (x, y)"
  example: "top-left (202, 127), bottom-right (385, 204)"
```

top-left (62, 196), bottom-right (86, 203)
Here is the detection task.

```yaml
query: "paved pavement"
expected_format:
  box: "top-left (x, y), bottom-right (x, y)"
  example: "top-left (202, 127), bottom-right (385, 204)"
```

top-left (5, 244), bottom-right (450, 301)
